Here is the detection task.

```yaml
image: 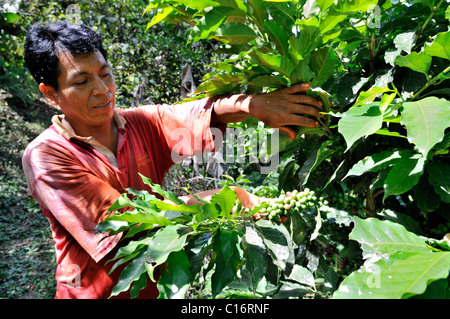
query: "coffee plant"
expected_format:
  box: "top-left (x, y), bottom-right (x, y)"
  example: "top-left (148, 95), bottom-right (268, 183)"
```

top-left (95, 175), bottom-right (362, 298)
top-left (95, 0), bottom-right (450, 299)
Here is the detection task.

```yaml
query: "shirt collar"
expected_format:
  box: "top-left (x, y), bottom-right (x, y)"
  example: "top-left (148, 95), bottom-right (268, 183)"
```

top-left (51, 111), bottom-right (126, 169)
top-left (51, 110), bottom-right (126, 142)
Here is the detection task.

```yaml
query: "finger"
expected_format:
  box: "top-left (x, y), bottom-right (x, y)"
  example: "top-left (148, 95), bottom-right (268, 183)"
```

top-left (290, 94), bottom-right (323, 108)
top-left (282, 82), bottom-right (310, 94)
top-left (279, 126), bottom-right (297, 141)
top-left (285, 114), bottom-right (319, 128)
top-left (287, 103), bottom-right (323, 118)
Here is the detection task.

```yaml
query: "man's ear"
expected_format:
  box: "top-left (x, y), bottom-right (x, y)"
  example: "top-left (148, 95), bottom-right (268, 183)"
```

top-left (39, 83), bottom-right (59, 106)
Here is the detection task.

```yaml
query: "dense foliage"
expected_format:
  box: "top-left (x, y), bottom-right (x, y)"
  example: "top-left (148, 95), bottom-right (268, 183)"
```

top-left (0, 0), bottom-right (213, 298)
top-left (93, 0), bottom-right (450, 299)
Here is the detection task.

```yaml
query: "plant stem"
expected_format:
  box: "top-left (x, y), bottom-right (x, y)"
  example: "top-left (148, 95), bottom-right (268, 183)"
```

top-left (412, 65), bottom-right (450, 100)
top-left (317, 116), bottom-right (333, 135)
top-left (415, 0), bottom-right (444, 44)
top-left (390, 81), bottom-right (404, 102)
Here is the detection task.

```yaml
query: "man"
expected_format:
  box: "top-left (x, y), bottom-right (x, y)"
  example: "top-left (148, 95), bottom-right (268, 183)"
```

top-left (22, 21), bottom-right (323, 299)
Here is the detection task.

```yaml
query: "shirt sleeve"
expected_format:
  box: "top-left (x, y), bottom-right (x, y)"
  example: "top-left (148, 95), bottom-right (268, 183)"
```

top-left (139, 97), bottom-right (227, 163)
top-left (22, 137), bottom-right (123, 263)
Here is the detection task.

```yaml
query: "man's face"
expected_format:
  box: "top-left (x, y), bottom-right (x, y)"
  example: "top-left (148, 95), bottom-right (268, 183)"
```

top-left (46, 50), bottom-right (115, 131)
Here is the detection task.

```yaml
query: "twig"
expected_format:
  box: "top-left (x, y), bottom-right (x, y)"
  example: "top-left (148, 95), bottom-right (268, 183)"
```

top-left (317, 116), bottom-right (333, 135)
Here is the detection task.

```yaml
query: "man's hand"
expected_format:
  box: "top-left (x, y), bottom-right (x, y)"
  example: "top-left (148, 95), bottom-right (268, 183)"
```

top-left (248, 83), bottom-right (323, 140)
top-left (211, 83), bottom-right (323, 140)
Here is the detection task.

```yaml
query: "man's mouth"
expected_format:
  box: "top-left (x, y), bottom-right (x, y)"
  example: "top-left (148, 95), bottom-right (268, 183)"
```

top-left (93, 101), bottom-right (112, 109)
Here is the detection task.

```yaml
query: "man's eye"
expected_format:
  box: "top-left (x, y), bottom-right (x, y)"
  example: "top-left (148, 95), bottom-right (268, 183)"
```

top-left (100, 72), bottom-right (110, 78)
top-left (74, 80), bottom-right (87, 86)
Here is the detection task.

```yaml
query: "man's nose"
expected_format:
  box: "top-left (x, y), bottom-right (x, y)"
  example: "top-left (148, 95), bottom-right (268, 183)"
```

top-left (92, 75), bottom-right (109, 95)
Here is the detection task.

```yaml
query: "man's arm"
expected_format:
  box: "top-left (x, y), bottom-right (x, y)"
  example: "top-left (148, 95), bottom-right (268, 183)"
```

top-left (211, 83), bottom-right (324, 140)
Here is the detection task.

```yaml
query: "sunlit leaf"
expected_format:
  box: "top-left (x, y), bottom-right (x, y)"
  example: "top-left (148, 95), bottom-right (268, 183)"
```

top-left (394, 51), bottom-right (432, 75)
top-left (424, 31), bottom-right (450, 60)
top-left (213, 22), bottom-right (257, 44)
top-left (401, 97), bottom-right (450, 158)
top-left (338, 103), bottom-right (383, 151)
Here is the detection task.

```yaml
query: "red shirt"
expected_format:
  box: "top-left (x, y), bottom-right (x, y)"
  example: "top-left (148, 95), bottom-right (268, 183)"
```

top-left (22, 98), bottom-right (225, 299)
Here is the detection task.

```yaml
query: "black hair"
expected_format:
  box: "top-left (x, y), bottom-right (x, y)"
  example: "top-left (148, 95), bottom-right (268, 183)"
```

top-left (24, 21), bottom-right (108, 91)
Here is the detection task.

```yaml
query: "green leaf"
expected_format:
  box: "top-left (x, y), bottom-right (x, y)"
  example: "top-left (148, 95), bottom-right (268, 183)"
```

top-left (290, 58), bottom-right (315, 84)
top-left (284, 210), bottom-right (308, 247)
top-left (139, 173), bottom-right (184, 205)
top-left (255, 220), bottom-right (294, 271)
top-left (297, 140), bottom-right (324, 187)
top-left (345, 149), bottom-right (415, 178)
top-left (424, 31), bottom-right (450, 60)
top-left (374, 128), bottom-right (406, 139)
top-left (291, 17), bottom-right (321, 58)
top-left (195, 79), bottom-right (239, 96)
top-left (254, 50), bottom-right (295, 77)
top-left (338, 103), bottom-right (383, 151)
top-left (379, 93), bottom-right (397, 114)
top-left (316, 0), bottom-right (335, 11)
top-left (130, 271), bottom-right (150, 299)
top-left (190, 6), bottom-right (238, 42)
top-left (334, 251), bottom-right (450, 299)
top-left (108, 193), bottom-right (151, 213)
top-left (287, 264), bottom-right (315, 287)
top-left (106, 209), bottom-right (173, 226)
top-left (211, 226), bottom-right (243, 297)
top-left (94, 219), bottom-right (130, 236)
top-left (310, 47), bottom-right (339, 87)
top-left (345, 150), bottom-right (425, 200)
top-left (152, 200), bottom-right (202, 215)
top-left (310, 206), bottom-right (322, 241)
top-left (335, 0), bottom-right (378, 13)
top-left (353, 87), bottom-right (393, 108)
top-left (192, 202), bottom-right (220, 226)
top-left (146, 7), bottom-right (175, 30)
top-left (382, 154), bottom-right (425, 201)
top-left (427, 161), bottom-right (450, 203)
top-left (401, 97), bottom-right (450, 158)
top-left (110, 237), bottom-right (152, 264)
top-left (318, 13), bottom-right (347, 35)
top-left (146, 224), bottom-right (194, 281)
top-left (394, 51), bottom-right (432, 75)
top-left (242, 224), bottom-right (268, 293)
top-left (349, 217), bottom-right (431, 258)
top-left (157, 250), bottom-right (191, 299)
top-left (263, 20), bottom-right (290, 56)
top-left (111, 250), bottom-right (147, 297)
top-left (377, 209), bottom-right (424, 236)
top-left (393, 31), bottom-right (416, 54)
top-left (210, 185), bottom-right (237, 217)
top-left (213, 22), bottom-right (258, 44)
top-left (413, 176), bottom-right (442, 213)
top-left (248, 74), bottom-right (288, 88)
